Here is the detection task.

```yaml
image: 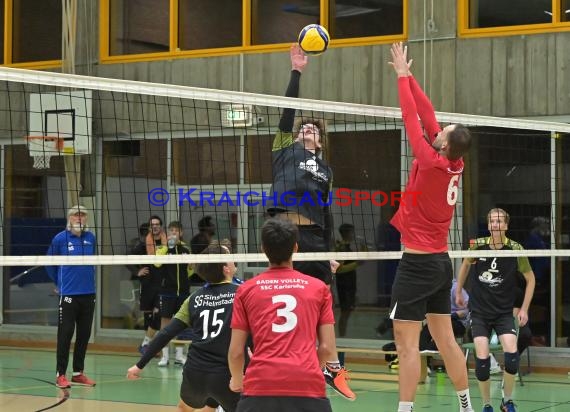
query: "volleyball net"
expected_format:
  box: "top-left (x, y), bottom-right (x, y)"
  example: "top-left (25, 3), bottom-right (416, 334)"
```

top-left (0, 65), bottom-right (568, 269)
top-left (2, 66), bottom-right (570, 339)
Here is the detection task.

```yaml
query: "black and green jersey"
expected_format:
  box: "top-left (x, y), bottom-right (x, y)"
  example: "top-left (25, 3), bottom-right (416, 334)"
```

top-left (174, 282), bottom-right (238, 372)
top-left (155, 242), bottom-right (191, 295)
top-left (467, 237), bottom-right (531, 318)
top-left (269, 131), bottom-right (333, 228)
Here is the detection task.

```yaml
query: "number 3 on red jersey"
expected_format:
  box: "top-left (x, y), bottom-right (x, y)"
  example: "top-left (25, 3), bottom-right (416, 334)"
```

top-left (272, 294), bottom-right (298, 333)
top-left (447, 175), bottom-right (460, 206)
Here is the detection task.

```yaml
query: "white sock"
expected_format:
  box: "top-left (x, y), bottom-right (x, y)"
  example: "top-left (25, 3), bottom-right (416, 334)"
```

top-left (326, 360), bottom-right (341, 371)
top-left (457, 389), bottom-right (474, 412)
top-left (175, 346), bottom-right (184, 358)
top-left (397, 401), bottom-right (413, 412)
top-left (162, 347), bottom-right (169, 359)
top-left (490, 353), bottom-right (499, 369)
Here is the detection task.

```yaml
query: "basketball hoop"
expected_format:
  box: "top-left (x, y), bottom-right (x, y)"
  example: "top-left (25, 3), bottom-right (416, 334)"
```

top-left (25, 136), bottom-right (65, 169)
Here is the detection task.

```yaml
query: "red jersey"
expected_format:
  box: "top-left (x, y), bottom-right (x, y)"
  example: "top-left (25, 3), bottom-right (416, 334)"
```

top-left (391, 76), bottom-right (464, 252)
top-left (231, 267), bottom-right (334, 397)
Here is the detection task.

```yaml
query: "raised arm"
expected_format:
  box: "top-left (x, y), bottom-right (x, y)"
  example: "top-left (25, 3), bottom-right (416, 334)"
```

top-left (389, 42), bottom-right (438, 165)
top-left (408, 76), bottom-right (441, 143)
top-left (278, 44), bottom-right (307, 132)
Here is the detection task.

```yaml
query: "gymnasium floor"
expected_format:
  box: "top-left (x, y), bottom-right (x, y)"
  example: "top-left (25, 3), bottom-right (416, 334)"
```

top-left (1, 348), bottom-right (569, 412)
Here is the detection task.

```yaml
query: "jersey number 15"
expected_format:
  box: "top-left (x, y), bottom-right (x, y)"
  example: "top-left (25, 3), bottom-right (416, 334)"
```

top-left (199, 308), bottom-right (225, 339)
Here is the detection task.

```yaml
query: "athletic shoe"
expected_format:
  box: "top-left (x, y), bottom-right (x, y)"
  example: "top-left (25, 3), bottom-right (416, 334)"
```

top-left (500, 400), bottom-right (516, 412)
top-left (323, 365), bottom-right (356, 401)
top-left (158, 357), bottom-right (169, 367)
top-left (174, 354), bottom-right (186, 365)
top-left (56, 375), bottom-right (71, 389)
top-left (482, 404), bottom-right (494, 412)
top-left (388, 358), bottom-right (399, 370)
top-left (490, 364), bottom-right (502, 374)
top-left (71, 373), bottom-right (96, 387)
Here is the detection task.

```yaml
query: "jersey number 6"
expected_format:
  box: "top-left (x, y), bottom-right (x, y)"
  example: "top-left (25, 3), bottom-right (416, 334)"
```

top-left (447, 175), bottom-right (460, 206)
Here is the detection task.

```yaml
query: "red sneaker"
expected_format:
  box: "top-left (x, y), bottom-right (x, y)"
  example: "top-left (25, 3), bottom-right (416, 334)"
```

top-left (323, 365), bottom-right (356, 401)
top-left (56, 375), bottom-right (71, 389)
top-left (71, 373), bottom-right (96, 387)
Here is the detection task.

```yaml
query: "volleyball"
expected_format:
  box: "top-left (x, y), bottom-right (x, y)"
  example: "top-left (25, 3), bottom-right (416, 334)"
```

top-left (298, 24), bottom-right (330, 55)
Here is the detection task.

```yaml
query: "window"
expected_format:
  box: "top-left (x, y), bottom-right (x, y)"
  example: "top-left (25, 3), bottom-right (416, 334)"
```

top-left (179, 0), bottom-right (242, 50)
top-left (251, 0), bottom-right (320, 46)
top-left (329, 0), bottom-right (404, 40)
top-left (101, 0), bottom-right (406, 63)
top-left (108, 0), bottom-right (170, 56)
top-left (459, 0), bottom-right (570, 37)
top-left (12, 0), bottom-right (61, 63)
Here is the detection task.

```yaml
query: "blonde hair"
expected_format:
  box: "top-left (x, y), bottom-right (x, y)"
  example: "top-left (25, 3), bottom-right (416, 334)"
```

top-left (487, 208), bottom-right (509, 225)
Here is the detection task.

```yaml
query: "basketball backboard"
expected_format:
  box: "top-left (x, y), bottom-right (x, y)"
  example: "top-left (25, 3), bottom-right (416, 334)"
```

top-left (28, 90), bottom-right (92, 155)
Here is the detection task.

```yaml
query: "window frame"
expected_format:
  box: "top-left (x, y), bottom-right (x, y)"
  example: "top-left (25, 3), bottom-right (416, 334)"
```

top-left (99, 0), bottom-right (408, 64)
top-left (458, 0), bottom-right (570, 38)
top-left (1, 0), bottom-right (62, 69)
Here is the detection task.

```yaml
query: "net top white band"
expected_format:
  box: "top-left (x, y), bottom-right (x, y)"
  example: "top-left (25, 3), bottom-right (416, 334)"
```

top-left (1, 66), bottom-right (570, 133)
top-left (2, 249), bottom-right (568, 266)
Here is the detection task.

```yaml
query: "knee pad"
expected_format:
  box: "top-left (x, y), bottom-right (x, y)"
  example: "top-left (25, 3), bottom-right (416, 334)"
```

top-left (143, 312), bottom-right (153, 330)
top-left (504, 352), bottom-right (519, 375)
top-left (475, 357), bottom-right (491, 382)
top-left (151, 311), bottom-right (162, 330)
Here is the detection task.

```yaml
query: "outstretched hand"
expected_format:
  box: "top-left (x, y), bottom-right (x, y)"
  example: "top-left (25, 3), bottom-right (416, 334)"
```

top-left (388, 42), bottom-right (412, 77)
top-left (291, 44), bottom-right (308, 73)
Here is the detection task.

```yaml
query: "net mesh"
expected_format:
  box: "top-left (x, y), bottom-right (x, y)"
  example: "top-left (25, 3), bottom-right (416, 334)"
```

top-left (0, 66), bottom-right (568, 264)
top-left (1, 67), bottom-right (569, 344)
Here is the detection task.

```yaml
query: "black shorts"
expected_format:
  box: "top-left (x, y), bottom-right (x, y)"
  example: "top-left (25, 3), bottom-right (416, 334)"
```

top-left (140, 286), bottom-right (160, 312)
top-left (335, 272), bottom-right (356, 311)
top-left (470, 314), bottom-right (517, 339)
top-left (180, 367), bottom-right (239, 412)
top-left (237, 396), bottom-right (332, 412)
top-left (389, 253), bottom-right (452, 321)
top-left (159, 294), bottom-right (189, 318)
top-left (294, 225), bottom-right (332, 285)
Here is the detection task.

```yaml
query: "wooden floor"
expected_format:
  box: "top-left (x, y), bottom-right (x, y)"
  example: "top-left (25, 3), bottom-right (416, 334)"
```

top-left (1, 347), bottom-right (570, 411)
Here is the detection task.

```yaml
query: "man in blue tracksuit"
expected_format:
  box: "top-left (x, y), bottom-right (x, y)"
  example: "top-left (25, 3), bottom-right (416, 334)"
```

top-left (46, 205), bottom-right (97, 389)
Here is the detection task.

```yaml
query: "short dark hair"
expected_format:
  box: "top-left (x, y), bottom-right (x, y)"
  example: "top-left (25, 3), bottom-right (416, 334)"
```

top-left (447, 124), bottom-right (471, 161)
top-left (168, 221), bottom-right (183, 231)
top-left (148, 215), bottom-right (163, 225)
top-left (198, 216), bottom-right (216, 235)
top-left (339, 223), bottom-right (354, 238)
top-left (139, 222), bottom-right (149, 237)
top-left (293, 117), bottom-right (327, 138)
top-left (261, 219), bottom-right (298, 265)
top-left (191, 232), bottom-right (210, 254)
top-left (194, 244), bottom-right (228, 284)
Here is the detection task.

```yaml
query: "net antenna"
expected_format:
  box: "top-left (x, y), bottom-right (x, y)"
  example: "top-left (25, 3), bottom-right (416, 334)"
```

top-left (25, 135), bottom-right (65, 169)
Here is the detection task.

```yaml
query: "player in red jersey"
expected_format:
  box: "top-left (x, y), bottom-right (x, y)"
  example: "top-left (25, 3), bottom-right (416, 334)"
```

top-left (388, 42), bottom-right (474, 412)
top-left (228, 218), bottom-right (355, 411)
